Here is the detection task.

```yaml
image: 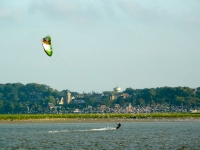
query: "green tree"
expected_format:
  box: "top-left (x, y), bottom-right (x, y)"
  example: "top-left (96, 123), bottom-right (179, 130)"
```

top-left (124, 88), bottom-right (136, 95)
top-left (15, 102), bottom-right (24, 112)
top-left (132, 99), bottom-right (137, 106)
top-left (39, 98), bottom-right (45, 105)
top-left (4, 101), bottom-right (15, 112)
top-left (174, 96), bottom-right (185, 105)
top-left (0, 93), bottom-right (3, 99)
top-left (47, 96), bottom-right (56, 104)
top-left (137, 98), bottom-right (145, 105)
top-left (101, 99), bottom-right (112, 107)
top-left (116, 97), bottom-right (125, 106)
top-left (0, 100), bottom-right (4, 112)
top-left (85, 97), bottom-right (95, 106)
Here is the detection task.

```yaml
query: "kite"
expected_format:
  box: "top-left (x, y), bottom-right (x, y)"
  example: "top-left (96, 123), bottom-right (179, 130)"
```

top-left (42, 35), bottom-right (53, 56)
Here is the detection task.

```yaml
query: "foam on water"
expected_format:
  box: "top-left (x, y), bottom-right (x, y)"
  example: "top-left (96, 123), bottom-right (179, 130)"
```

top-left (48, 127), bottom-right (116, 133)
top-left (91, 127), bottom-right (116, 131)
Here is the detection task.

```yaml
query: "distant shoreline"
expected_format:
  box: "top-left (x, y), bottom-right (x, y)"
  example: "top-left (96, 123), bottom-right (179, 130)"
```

top-left (1, 113), bottom-right (200, 119)
top-left (0, 117), bottom-right (200, 124)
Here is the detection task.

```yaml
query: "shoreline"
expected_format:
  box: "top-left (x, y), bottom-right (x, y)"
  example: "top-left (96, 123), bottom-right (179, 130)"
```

top-left (0, 117), bottom-right (200, 124)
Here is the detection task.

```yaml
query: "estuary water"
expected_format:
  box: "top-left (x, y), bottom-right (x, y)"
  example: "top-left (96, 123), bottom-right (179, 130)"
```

top-left (0, 120), bottom-right (200, 150)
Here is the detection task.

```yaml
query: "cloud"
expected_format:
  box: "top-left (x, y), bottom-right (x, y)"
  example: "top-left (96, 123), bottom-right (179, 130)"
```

top-left (1, 0), bottom-right (199, 30)
top-left (28, 0), bottom-right (103, 24)
top-left (0, 0), bottom-right (26, 21)
top-left (0, 8), bottom-right (25, 21)
top-left (115, 0), bottom-right (200, 30)
top-left (28, 0), bottom-right (79, 15)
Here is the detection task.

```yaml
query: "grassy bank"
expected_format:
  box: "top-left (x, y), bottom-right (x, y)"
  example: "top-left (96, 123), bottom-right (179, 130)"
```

top-left (0, 113), bottom-right (200, 121)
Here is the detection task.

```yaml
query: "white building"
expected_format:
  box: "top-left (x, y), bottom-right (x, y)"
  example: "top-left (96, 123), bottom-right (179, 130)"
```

top-left (114, 86), bottom-right (121, 93)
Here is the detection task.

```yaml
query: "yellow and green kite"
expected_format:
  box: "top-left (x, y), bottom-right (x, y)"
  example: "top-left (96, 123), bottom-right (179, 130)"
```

top-left (42, 35), bottom-right (53, 56)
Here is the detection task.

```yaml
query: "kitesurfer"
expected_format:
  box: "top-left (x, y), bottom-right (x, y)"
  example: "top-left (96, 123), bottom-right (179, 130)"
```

top-left (116, 123), bottom-right (121, 130)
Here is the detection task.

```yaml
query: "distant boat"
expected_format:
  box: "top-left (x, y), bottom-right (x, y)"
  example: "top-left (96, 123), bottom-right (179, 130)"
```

top-left (189, 110), bottom-right (200, 114)
top-left (74, 109), bottom-right (80, 113)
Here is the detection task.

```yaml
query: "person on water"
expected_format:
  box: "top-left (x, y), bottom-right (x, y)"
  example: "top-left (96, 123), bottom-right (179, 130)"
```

top-left (116, 123), bottom-right (121, 130)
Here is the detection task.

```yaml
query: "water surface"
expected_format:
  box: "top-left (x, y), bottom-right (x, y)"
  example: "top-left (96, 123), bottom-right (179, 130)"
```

top-left (0, 120), bottom-right (200, 149)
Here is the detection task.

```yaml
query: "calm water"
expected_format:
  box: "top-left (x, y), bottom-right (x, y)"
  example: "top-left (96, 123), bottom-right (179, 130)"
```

top-left (0, 120), bottom-right (200, 150)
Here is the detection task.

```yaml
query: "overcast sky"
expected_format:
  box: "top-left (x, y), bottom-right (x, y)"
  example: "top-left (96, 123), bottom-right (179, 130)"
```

top-left (0, 0), bottom-right (200, 93)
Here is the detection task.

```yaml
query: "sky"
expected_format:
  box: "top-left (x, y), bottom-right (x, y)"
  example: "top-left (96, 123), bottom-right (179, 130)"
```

top-left (0, 0), bottom-right (200, 93)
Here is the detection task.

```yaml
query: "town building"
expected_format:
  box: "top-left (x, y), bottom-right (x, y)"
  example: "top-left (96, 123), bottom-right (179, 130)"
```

top-left (114, 86), bottom-right (121, 93)
top-left (65, 90), bottom-right (72, 104)
top-left (57, 97), bottom-right (64, 105)
top-left (47, 103), bottom-right (55, 110)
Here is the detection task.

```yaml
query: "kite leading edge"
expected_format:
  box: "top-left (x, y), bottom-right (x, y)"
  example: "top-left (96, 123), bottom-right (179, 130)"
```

top-left (42, 35), bottom-right (53, 56)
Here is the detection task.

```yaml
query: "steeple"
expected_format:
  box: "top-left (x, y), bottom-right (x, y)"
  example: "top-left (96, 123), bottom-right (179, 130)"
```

top-left (65, 90), bottom-right (71, 104)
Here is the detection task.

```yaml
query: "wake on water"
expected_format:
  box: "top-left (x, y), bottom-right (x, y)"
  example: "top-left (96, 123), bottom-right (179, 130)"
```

top-left (49, 127), bottom-right (116, 133)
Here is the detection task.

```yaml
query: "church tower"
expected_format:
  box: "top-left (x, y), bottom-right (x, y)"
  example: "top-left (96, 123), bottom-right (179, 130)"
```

top-left (65, 90), bottom-right (72, 104)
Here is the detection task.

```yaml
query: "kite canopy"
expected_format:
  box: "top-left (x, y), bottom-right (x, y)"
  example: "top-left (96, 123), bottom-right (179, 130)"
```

top-left (42, 35), bottom-right (53, 56)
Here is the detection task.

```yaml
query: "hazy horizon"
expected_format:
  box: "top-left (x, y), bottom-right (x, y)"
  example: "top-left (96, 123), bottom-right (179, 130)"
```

top-left (1, 0), bottom-right (200, 93)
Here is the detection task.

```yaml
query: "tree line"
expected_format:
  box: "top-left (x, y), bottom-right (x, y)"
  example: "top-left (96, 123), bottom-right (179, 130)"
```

top-left (122, 87), bottom-right (200, 108)
top-left (0, 83), bottom-right (200, 113)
